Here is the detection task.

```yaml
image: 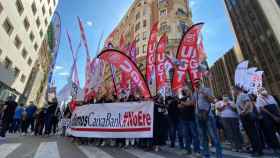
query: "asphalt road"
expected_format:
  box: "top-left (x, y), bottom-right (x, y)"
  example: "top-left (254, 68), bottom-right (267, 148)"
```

top-left (0, 134), bottom-right (277, 158)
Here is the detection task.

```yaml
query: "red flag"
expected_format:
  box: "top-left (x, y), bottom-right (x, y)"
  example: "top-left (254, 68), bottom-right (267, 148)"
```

top-left (119, 34), bottom-right (129, 92)
top-left (155, 33), bottom-right (168, 93)
top-left (98, 49), bottom-right (151, 98)
top-left (77, 17), bottom-right (92, 98)
top-left (146, 22), bottom-right (158, 86)
top-left (119, 34), bottom-right (125, 52)
top-left (172, 23), bottom-right (204, 92)
top-left (69, 99), bottom-right (77, 112)
top-left (129, 40), bottom-right (137, 95)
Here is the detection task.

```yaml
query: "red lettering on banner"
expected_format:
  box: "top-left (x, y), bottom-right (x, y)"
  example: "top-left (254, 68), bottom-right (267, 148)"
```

top-left (124, 111), bottom-right (151, 127)
top-left (138, 111), bottom-right (143, 126)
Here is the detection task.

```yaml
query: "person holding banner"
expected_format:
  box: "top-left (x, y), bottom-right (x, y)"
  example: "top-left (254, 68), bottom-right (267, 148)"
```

top-left (193, 84), bottom-right (223, 158)
top-left (234, 86), bottom-right (263, 157)
top-left (166, 96), bottom-right (180, 148)
top-left (154, 95), bottom-right (168, 152)
top-left (256, 88), bottom-right (280, 154)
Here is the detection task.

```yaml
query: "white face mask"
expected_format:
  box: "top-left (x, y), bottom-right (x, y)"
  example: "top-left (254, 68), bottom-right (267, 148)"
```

top-left (261, 90), bottom-right (268, 96)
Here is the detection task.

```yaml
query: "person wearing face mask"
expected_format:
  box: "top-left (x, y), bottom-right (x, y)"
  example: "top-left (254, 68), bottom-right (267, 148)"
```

top-left (217, 95), bottom-right (243, 152)
top-left (178, 89), bottom-right (200, 156)
top-left (234, 86), bottom-right (263, 157)
top-left (256, 89), bottom-right (280, 154)
top-left (193, 82), bottom-right (223, 158)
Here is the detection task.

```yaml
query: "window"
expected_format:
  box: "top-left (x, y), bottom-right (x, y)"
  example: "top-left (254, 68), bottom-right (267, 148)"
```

top-left (31, 2), bottom-right (37, 15)
top-left (14, 35), bottom-right (22, 49)
top-left (158, 0), bottom-right (168, 5)
top-left (53, 0), bottom-right (56, 6)
top-left (20, 74), bottom-right (26, 83)
top-left (3, 18), bottom-right (14, 36)
top-left (22, 48), bottom-right (27, 59)
top-left (44, 18), bottom-right (48, 26)
top-left (0, 48), bottom-right (2, 56)
top-left (136, 47), bottom-right (140, 56)
top-left (27, 58), bottom-right (33, 66)
top-left (176, 8), bottom-right (187, 16)
top-left (14, 67), bottom-right (20, 78)
top-left (42, 5), bottom-right (46, 15)
top-left (142, 44), bottom-right (147, 54)
top-left (36, 17), bottom-right (41, 28)
top-left (29, 32), bottom-right (35, 42)
top-left (160, 9), bottom-right (167, 16)
top-left (160, 21), bottom-right (169, 33)
top-left (136, 12), bottom-right (140, 20)
top-left (178, 20), bottom-right (187, 32)
top-left (40, 29), bottom-right (43, 38)
top-left (49, 8), bottom-right (52, 15)
top-left (0, 2), bottom-right (3, 14)
top-left (143, 31), bottom-right (147, 40)
top-left (34, 43), bottom-right (38, 51)
top-left (143, 7), bottom-right (147, 16)
top-left (4, 57), bottom-right (12, 69)
top-left (143, 20), bottom-right (147, 27)
top-left (23, 17), bottom-right (30, 31)
top-left (136, 34), bottom-right (140, 42)
top-left (16, 0), bottom-right (24, 15)
top-left (135, 22), bottom-right (140, 31)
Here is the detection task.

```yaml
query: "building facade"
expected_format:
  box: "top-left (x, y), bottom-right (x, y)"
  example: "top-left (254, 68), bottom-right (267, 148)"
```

top-left (0, 0), bottom-right (59, 102)
top-left (103, 0), bottom-right (192, 94)
top-left (224, 0), bottom-right (280, 99)
top-left (207, 45), bottom-right (244, 98)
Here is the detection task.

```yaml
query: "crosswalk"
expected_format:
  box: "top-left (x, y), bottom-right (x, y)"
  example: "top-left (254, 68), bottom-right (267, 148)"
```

top-left (0, 141), bottom-right (277, 158)
top-left (0, 142), bottom-right (177, 158)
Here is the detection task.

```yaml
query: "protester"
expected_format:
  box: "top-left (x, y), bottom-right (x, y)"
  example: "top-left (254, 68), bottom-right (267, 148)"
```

top-left (0, 96), bottom-right (17, 138)
top-left (256, 88), bottom-right (280, 154)
top-left (178, 89), bottom-right (200, 155)
top-left (217, 95), bottom-right (243, 151)
top-left (166, 95), bottom-right (180, 148)
top-left (26, 101), bottom-right (37, 133)
top-left (12, 103), bottom-right (24, 134)
top-left (34, 108), bottom-right (46, 136)
top-left (193, 83), bottom-right (223, 158)
top-left (213, 97), bottom-right (225, 142)
top-left (153, 95), bottom-right (167, 152)
top-left (21, 107), bottom-right (28, 135)
top-left (45, 98), bottom-right (58, 136)
top-left (234, 86), bottom-right (263, 156)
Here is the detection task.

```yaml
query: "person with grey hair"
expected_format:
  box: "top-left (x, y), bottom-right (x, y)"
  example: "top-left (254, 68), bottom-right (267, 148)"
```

top-left (193, 83), bottom-right (223, 158)
top-left (256, 88), bottom-right (280, 154)
top-left (234, 86), bottom-right (263, 157)
top-left (216, 95), bottom-right (243, 152)
top-left (0, 96), bottom-right (17, 138)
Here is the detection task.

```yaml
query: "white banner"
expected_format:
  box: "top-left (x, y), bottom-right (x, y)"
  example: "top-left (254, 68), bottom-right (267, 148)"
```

top-left (68, 101), bottom-right (154, 138)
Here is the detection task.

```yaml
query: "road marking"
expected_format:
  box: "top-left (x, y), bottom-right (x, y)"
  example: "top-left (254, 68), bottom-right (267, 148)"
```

top-left (125, 149), bottom-right (166, 158)
top-left (34, 142), bottom-right (60, 158)
top-left (211, 149), bottom-right (275, 158)
top-left (0, 143), bottom-right (21, 158)
top-left (78, 145), bottom-right (114, 158)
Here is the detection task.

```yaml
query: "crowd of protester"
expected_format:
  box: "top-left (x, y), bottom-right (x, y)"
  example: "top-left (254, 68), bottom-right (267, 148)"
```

top-left (59, 83), bottom-right (280, 158)
top-left (0, 97), bottom-right (60, 139)
top-left (1, 83), bottom-right (280, 158)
